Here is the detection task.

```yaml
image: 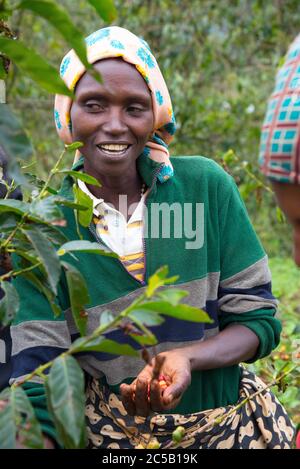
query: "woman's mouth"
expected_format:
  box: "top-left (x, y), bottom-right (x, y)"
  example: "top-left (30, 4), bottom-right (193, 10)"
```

top-left (96, 143), bottom-right (131, 156)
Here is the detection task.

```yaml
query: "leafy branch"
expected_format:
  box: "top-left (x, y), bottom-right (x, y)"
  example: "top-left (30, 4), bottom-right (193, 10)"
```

top-left (0, 265), bottom-right (212, 449)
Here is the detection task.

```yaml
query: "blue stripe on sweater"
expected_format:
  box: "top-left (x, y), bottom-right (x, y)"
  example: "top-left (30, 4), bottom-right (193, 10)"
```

top-left (218, 282), bottom-right (275, 300)
top-left (11, 346), bottom-right (67, 380)
top-left (70, 301), bottom-right (220, 362)
top-left (204, 300), bottom-right (219, 329)
top-left (11, 302), bottom-right (220, 373)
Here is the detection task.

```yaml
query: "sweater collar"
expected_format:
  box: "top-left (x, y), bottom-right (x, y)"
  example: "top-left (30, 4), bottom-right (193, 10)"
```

top-left (70, 152), bottom-right (168, 189)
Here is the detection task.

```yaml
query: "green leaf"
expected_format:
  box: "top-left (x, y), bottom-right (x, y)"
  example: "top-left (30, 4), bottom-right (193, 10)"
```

top-left (0, 37), bottom-right (72, 96)
top-left (146, 266), bottom-right (179, 298)
top-left (59, 170), bottom-right (101, 187)
top-left (0, 199), bottom-right (29, 215)
top-left (0, 388), bottom-right (15, 448)
top-left (46, 356), bottom-right (86, 449)
top-left (22, 271), bottom-right (61, 317)
top-left (86, 0), bottom-right (117, 23)
top-left (0, 387), bottom-right (43, 449)
top-left (65, 142), bottom-right (84, 152)
top-left (73, 184), bottom-right (93, 227)
top-left (99, 310), bottom-right (115, 327)
top-left (222, 149), bottom-right (236, 165)
top-left (276, 206), bottom-right (286, 224)
top-left (70, 336), bottom-right (139, 357)
top-left (0, 9), bottom-right (12, 21)
top-left (127, 311), bottom-right (160, 346)
top-left (30, 223), bottom-right (68, 246)
top-left (0, 212), bottom-right (20, 231)
top-left (129, 309), bottom-right (164, 326)
top-left (12, 248), bottom-right (40, 267)
top-left (156, 289), bottom-right (189, 306)
top-left (0, 281), bottom-right (19, 326)
top-left (63, 261), bottom-right (90, 336)
top-left (134, 301), bottom-right (213, 323)
top-left (22, 226), bottom-right (61, 295)
top-left (0, 105), bottom-right (33, 162)
top-left (18, 1), bottom-right (91, 71)
top-left (57, 240), bottom-right (117, 258)
top-left (52, 195), bottom-right (87, 211)
top-left (29, 197), bottom-right (63, 224)
top-left (23, 172), bottom-right (57, 194)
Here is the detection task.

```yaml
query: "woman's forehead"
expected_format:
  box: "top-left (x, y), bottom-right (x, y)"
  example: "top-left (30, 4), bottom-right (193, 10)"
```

top-left (75, 58), bottom-right (151, 98)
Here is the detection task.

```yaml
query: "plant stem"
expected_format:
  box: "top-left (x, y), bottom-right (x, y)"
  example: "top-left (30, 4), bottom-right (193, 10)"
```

top-left (11, 293), bottom-right (148, 387)
top-left (0, 214), bottom-right (26, 250)
top-left (0, 261), bottom-right (42, 282)
top-left (209, 364), bottom-right (298, 427)
top-left (38, 148), bottom-right (66, 199)
top-left (1, 149), bottom-right (66, 251)
top-left (3, 179), bottom-right (15, 200)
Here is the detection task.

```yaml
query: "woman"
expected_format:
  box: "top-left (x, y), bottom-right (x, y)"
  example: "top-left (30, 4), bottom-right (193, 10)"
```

top-left (10, 26), bottom-right (295, 449)
top-left (259, 33), bottom-right (300, 267)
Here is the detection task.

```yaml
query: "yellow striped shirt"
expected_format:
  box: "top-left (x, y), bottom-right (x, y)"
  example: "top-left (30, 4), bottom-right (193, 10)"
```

top-left (78, 179), bottom-right (148, 282)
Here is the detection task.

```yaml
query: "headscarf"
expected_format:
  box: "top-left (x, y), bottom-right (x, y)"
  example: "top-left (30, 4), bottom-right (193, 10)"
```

top-left (54, 26), bottom-right (176, 183)
top-left (259, 34), bottom-right (300, 184)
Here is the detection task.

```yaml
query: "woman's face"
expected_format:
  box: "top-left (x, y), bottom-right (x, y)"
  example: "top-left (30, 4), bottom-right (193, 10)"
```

top-left (272, 181), bottom-right (300, 267)
top-left (70, 58), bottom-right (154, 178)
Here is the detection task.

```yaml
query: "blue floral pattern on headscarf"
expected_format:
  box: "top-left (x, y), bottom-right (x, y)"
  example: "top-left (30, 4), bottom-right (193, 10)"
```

top-left (55, 26), bottom-right (176, 183)
top-left (137, 47), bottom-right (156, 68)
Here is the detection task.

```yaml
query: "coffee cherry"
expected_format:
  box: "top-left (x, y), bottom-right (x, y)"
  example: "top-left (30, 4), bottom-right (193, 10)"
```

top-left (146, 438), bottom-right (161, 449)
top-left (172, 426), bottom-right (185, 443)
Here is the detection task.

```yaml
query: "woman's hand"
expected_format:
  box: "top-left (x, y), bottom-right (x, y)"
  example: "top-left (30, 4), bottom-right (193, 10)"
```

top-left (119, 350), bottom-right (191, 417)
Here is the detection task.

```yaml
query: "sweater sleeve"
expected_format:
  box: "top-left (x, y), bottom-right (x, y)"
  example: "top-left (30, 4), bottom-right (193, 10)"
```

top-left (217, 175), bottom-right (281, 362)
top-left (10, 269), bottom-right (71, 445)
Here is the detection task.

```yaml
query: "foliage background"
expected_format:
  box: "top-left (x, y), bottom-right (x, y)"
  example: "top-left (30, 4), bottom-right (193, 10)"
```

top-left (4, 0), bottom-right (300, 426)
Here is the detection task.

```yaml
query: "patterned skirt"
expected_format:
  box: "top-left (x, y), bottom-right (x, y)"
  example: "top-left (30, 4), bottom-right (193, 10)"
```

top-left (85, 368), bottom-right (295, 449)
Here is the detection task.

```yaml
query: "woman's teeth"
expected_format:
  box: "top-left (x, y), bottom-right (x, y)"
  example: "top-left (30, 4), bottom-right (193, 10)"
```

top-left (97, 144), bottom-right (130, 155)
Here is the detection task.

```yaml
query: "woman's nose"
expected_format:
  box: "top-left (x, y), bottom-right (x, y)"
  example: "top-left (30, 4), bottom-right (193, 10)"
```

top-left (101, 108), bottom-right (127, 136)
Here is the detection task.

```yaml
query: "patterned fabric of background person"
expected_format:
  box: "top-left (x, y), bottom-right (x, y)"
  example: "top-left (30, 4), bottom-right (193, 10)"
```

top-left (259, 33), bottom-right (300, 183)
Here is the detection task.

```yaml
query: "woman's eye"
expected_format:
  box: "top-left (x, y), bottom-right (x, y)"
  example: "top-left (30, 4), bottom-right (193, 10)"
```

top-left (127, 106), bottom-right (143, 113)
top-left (85, 102), bottom-right (104, 111)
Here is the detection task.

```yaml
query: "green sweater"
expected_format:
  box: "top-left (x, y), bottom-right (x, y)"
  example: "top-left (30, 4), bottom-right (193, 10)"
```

top-left (10, 154), bottom-right (281, 444)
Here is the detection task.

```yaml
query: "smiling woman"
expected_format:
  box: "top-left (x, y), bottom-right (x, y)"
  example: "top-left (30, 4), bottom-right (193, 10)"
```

top-left (70, 59), bottom-right (154, 211)
top-left (9, 26), bottom-right (295, 449)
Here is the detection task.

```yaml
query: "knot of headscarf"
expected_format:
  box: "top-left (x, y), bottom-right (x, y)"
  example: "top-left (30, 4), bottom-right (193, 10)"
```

top-left (259, 33), bottom-right (300, 184)
top-left (54, 26), bottom-right (176, 183)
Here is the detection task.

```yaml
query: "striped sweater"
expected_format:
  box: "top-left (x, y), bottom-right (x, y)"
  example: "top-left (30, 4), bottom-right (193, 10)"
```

top-left (10, 154), bottom-right (281, 443)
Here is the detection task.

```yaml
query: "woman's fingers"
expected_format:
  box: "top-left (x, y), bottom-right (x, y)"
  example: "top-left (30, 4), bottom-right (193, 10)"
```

top-left (135, 377), bottom-right (150, 417)
top-left (149, 379), bottom-right (163, 412)
top-left (120, 383), bottom-right (136, 416)
top-left (162, 374), bottom-right (187, 406)
top-left (135, 378), bottom-right (150, 417)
